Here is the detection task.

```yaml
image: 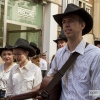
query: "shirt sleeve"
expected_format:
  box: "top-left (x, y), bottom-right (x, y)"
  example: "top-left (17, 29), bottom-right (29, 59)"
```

top-left (6, 70), bottom-right (13, 96)
top-left (47, 54), bottom-right (58, 77)
top-left (33, 67), bottom-right (42, 87)
top-left (90, 54), bottom-right (100, 99)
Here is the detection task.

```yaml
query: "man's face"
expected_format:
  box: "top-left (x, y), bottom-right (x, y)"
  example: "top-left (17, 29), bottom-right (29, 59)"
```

top-left (57, 40), bottom-right (67, 49)
top-left (62, 15), bottom-right (85, 39)
top-left (41, 54), bottom-right (46, 59)
top-left (13, 48), bottom-right (29, 64)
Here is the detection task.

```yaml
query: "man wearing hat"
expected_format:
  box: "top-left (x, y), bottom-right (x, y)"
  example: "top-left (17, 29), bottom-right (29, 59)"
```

top-left (47, 3), bottom-right (100, 100)
top-left (50, 31), bottom-right (67, 68)
top-left (30, 42), bottom-right (40, 55)
top-left (53, 30), bottom-right (67, 49)
top-left (6, 38), bottom-right (42, 99)
top-left (30, 42), bottom-right (47, 78)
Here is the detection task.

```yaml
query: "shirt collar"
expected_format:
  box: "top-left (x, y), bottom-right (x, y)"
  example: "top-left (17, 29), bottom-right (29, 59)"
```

top-left (65, 39), bottom-right (86, 55)
top-left (16, 61), bottom-right (32, 71)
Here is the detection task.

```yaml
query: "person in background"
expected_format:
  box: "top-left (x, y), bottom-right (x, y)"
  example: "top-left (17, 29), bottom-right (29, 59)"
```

top-left (40, 57), bottom-right (47, 78)
top-left (53, 31), bottom-right (67, 49)
top-left (41, 52), bottom-right (49, 65)
top-left (50, 32), bottom-right (67, 68)
top-left (6, 38), bottom-right (42, 100)
top-left (0, 45), bottom-right (16, 98)
top-left (40, 52), bottom-right (48, 77)
top-left (94, 40), bottom-right (100, 48)
top-left (30, 42), bottom-right (40, 67)
top-left (30, 42), bottom-right (47, 78)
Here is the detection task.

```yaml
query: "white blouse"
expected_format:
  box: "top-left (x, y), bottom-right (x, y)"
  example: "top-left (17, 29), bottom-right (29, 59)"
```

top-left (6, 61), bottom-right (42, 100)
top-left (0, 63), bottom-right (16, 90)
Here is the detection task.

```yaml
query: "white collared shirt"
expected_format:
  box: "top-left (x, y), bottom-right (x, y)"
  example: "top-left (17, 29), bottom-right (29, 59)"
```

top-left (40, 58), bottom-right (47, 70)
top-left (47, 39), bottom-right (100, 100)
top-left (0, 63), bottom-right (16, 90)
top-left (6, 61), bottom-right (42, 98)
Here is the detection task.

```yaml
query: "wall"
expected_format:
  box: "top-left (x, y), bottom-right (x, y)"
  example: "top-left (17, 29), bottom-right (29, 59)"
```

top-left (43, 3), bottom-right (58, 63)
top-left (45, 0), bottom-right (61, 5)
top-left (93, 0), bottom-right (100, 38)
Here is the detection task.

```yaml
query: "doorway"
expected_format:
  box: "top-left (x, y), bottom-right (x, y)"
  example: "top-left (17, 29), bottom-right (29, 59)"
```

top-left (7, 23), bottom-right (42, 50)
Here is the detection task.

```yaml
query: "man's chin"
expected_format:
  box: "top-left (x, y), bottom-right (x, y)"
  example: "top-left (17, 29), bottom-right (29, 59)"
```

top-left (66, 35), bottom-right (72, 39)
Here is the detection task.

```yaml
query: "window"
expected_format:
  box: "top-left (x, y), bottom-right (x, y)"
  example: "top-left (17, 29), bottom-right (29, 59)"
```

top-left (78, 0), bottom-right (92, 14)
top-left (79, 1), bottom-right (82, 7)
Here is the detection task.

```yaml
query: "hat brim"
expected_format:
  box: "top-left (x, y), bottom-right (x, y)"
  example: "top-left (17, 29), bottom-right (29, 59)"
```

top-left (13, 45), bottom-right (35, 57)
top-left (53, 38), bottom-right (67, 43)
top-left (53, 8), bottom-right (93, 35)
top-left (30, 45), bottom-right (40, 55)
top-left (0, 48), bottom-right (13, 56)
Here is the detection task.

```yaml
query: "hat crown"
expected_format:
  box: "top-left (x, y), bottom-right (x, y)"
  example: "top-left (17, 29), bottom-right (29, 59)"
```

top-left (58, 29), bottom-right (67, 39)
top-left (14, 38), bottom-right (29, 47)
top-left (5, 44), bottom-right (12, 49)
top-left (64, 4), bottom-right (80, 13)
top-left (58, 33), bottom-right (66, 39)
top-left (30, 42), bottom-right (40, 55)
top-left (53, 29), bottom-right (67, 43)
top-left (30, 42), bottom-right (37, 47)
top-left (0, 44), bottom-right (13, 55)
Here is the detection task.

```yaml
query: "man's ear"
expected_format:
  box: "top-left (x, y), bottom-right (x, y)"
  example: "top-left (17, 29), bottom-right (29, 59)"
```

top-left (81, 22), bottom-right (86, 30)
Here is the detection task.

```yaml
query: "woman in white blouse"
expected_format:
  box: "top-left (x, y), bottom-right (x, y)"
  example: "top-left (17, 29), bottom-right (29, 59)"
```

top-left (6, 38), bottom-right (42, 100)
top-left (0, 45), bottom-right (16, 98)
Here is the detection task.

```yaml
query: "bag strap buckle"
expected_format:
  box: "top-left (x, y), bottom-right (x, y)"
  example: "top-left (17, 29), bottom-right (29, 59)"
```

top-left (40, 90), bottom-right (49, 99)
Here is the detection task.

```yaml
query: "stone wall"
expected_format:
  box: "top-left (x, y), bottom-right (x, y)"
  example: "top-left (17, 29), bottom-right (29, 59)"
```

top-left (93, 0), bottom-right (100, 38)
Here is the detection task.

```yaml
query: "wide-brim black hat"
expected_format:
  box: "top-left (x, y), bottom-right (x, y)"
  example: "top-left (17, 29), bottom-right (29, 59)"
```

top-left (53, 30), bottom-right (67, 43)
top-left (94, 40), bottom-right (100, 46)
top-left (13, 38), bottom-right (35, 57)
top-left (0, 45), bottom-right (13, 55)
top-left (53, 3), bottom-right (93, 35)
top-left (30, 42), bottom-right (40, 55)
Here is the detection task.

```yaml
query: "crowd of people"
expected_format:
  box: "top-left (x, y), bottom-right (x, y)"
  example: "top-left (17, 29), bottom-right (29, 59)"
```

top-left (0, 3), bottom-right (100, 100)
top-left (0, 38), bottom-right (49, 99)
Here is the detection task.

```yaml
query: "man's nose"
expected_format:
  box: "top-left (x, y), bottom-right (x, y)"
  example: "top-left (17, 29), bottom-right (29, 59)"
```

top-left (65, 22), bottom-right (70, 27)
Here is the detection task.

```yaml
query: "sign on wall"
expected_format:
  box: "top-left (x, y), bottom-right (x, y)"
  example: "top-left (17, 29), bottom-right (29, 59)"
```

top-left (7, 0), bottom-right (43, 27)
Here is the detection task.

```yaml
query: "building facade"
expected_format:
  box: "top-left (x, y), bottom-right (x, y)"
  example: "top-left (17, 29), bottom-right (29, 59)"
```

top-left (0, 0), bottom-right (100, 63)
top-left (0, 0), bottom-right (43, 48)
